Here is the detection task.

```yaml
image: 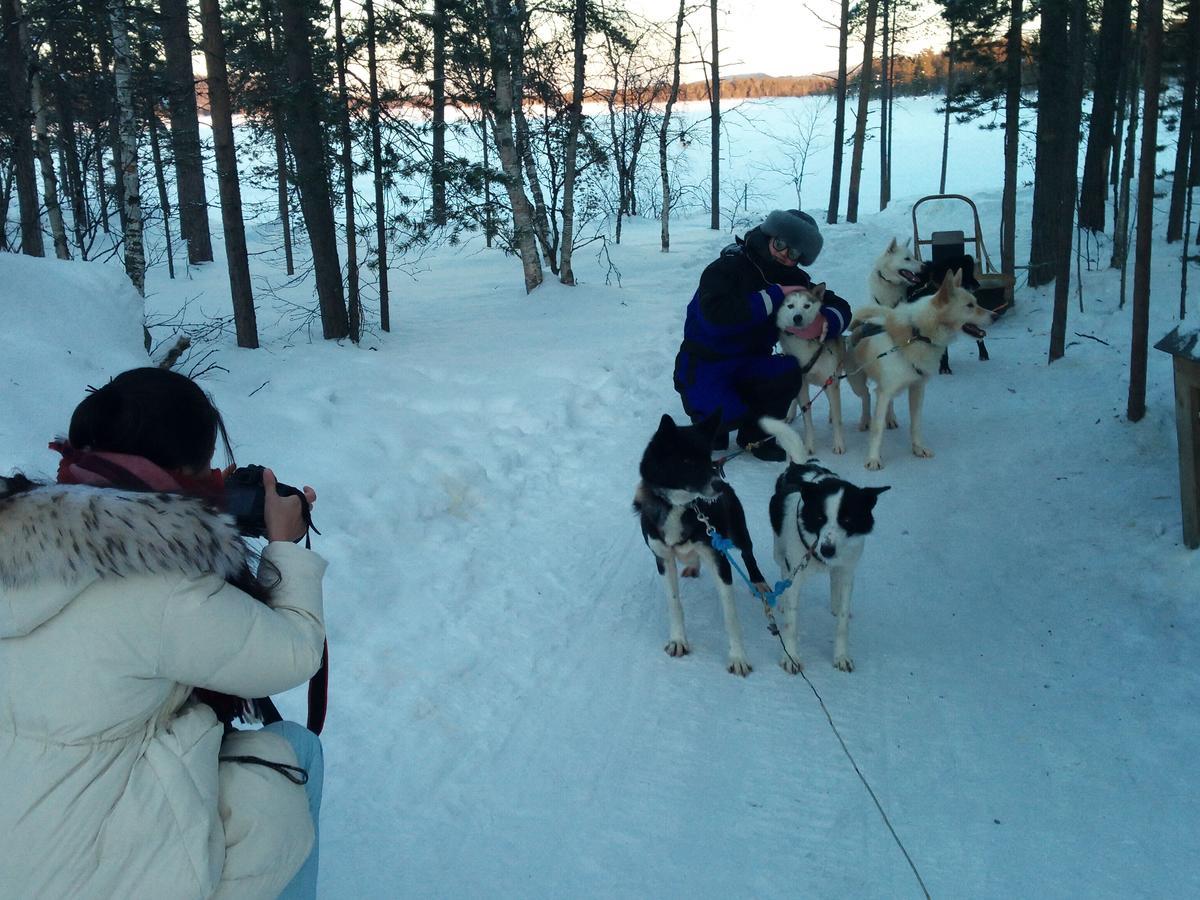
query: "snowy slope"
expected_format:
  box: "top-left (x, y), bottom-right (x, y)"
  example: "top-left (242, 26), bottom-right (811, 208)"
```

top-left (2, 95), bottom-right (1198, 898)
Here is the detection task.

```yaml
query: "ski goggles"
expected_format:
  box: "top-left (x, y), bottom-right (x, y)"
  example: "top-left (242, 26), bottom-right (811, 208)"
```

top-left (770, 237), bottom-right (803, 262)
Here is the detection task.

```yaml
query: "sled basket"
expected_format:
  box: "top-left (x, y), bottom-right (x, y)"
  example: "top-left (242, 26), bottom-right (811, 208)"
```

top-left (911, 194), bottom-right (1015, 315)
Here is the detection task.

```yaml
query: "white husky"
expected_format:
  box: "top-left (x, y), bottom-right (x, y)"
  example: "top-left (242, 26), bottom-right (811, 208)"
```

top-left (867, 237), bottom-right (926, 308)
top-left (776, 283), bottom-right (849, 455)
top-left (846, 269), bottom-right (994, 470)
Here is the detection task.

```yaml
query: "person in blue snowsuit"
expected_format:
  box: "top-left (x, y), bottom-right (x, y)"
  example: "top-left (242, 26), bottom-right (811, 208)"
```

top-left (673, 209), bottom-right (853, 462)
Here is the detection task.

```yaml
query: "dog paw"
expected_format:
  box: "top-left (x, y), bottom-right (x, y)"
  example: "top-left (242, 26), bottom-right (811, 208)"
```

top-left (885, 416), bottom-right (899, 430)
top-left (857, 420), bottom-right (870, 432)
top-left (912, 445), bottom-right (935, 459)
top-left (864, 457), bottom-right (884, 471)
top-left (779, 655), bottom-right (804, 675)
top-left (833, 655), bottom-right (855, 672)
top-left (831, 441), bottom-right (846, 454)
top-left (727, 657), bottom-right (753, 677)
top-left (681, 565), bottom-right (700, 578)
top-left (664, 640), bottom-right (690, 658)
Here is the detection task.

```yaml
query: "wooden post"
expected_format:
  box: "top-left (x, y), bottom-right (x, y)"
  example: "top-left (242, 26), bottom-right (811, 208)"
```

top-left (1172, 356), bottom-right (1200, 548)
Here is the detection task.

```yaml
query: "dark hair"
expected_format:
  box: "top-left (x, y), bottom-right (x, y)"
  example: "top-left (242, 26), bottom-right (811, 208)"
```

top-left (70, 369), bottom-right (271, 726)
top-left (69, 368), bottom-right (234, 471)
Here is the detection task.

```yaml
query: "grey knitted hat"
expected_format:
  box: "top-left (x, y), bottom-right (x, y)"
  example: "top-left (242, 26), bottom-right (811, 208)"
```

top-left (761, 209), bottom-right (823, 266)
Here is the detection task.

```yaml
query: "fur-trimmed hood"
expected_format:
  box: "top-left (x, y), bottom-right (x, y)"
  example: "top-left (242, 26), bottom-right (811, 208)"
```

top-left (0, 483), bottom-right (246, 638)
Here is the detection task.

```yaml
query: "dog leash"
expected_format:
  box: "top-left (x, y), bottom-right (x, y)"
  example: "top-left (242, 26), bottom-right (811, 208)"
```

top-left (690, 505), bottom-right (932, 900)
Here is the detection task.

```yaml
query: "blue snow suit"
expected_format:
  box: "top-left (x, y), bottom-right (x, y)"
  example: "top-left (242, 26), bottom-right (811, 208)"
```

top-left (673, 227), bottom-right (852, 434)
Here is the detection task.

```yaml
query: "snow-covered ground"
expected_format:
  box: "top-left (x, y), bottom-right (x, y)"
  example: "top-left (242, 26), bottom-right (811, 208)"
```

top-left (2, 95), bottom-right (1198, 898)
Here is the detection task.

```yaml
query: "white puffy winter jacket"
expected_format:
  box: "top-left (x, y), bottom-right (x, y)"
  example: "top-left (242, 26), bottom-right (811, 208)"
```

top-left (0, 484), bottom-right (327, 898)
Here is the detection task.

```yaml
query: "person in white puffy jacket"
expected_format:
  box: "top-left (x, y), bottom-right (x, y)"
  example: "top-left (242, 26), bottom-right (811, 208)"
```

top-left (0, 367), bottom-right (327, 899)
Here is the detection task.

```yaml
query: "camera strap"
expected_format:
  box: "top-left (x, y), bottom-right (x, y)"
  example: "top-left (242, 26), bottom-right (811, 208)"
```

top-left (254, 640), bottom-right (328, 735)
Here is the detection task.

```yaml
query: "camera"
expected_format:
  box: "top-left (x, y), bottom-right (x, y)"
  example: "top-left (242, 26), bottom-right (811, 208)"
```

top-left (224, 464), bottom-right (313, 540)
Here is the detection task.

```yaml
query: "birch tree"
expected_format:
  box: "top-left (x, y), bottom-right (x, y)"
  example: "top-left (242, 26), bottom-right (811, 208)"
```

top-left (107, 0), bottom-right (144, 296)
top-left (484, 0), bottom-right (544, 291)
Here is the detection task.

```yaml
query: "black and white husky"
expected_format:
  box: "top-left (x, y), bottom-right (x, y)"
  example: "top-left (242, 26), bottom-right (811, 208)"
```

top-left (760, 417), bottom-right (889, 673)
top-left (633, 413), bottom-right (766, 676)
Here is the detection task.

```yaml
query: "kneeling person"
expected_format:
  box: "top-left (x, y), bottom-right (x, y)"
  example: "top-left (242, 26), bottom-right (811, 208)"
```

top-left (673, 208), bottom-right (852, 461)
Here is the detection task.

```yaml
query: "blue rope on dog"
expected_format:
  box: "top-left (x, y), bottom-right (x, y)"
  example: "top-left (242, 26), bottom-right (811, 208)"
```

top-left (708, 533), bottom-right (791, 607)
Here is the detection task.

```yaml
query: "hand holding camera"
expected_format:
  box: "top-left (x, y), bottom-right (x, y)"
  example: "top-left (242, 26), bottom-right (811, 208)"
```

top-left (224, 464), bottom-right (318, 543)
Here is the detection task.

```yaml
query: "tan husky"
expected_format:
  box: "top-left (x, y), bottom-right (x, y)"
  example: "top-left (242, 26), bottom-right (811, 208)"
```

top-left (846, 270), bottom-right (994, 470)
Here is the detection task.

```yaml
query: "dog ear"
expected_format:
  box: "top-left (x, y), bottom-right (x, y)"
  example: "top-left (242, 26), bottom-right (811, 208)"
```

top-left (951, 268), bottom-right (963, 288)
top-left (860, 485), bottom-right (890, 509)
top-left (658, 413), bottom-right (677, 433)
top-left (810, 282), bottom-right (827, 300)
top-left (887, 237), bottom-right (898, 252)
top-left (933, 272), bottom-right (953, 306)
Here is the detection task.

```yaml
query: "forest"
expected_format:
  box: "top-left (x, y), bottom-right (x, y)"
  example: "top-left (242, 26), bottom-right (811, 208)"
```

top-left (1, 0), bottom-right (1198, 420)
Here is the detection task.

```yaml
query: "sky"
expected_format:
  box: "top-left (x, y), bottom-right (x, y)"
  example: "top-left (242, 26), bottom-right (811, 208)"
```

top-left (628, 0), bottom-right (947, 80)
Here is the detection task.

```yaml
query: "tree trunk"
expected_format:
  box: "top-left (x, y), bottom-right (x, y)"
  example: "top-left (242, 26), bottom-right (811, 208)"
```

top-left (432, 0), bottom-right (446, 226)
top-left (709, 0), bottom-right (720, 230)
top-left (826, 0), bottom-right (850, 224)
top-left (660, 0), bottom-right (686, 252)
top-left (1112, 13), bottom-right (1142, 273)
top-left (482, 111), bottom-right (494, 248)
top-left (333, 0), bottom-right (360, 342)
top-left (0, 159), bottom-right (12, 250)
top-left (108, 0), bottom-right (144, 296)
top-left (878, 0), bottom-right (890, 211)
top-left (1128, 0), bottom-right (1163, 422)
top-left (606, 57), bottom-right (627, 243)
top-left (1047, 0), bottom-right (1086, 363)
top-left (160, 0), bottom-right (213, 263)
top-left (198, 0), bottom-right (258, 348)
top-left (1028, 0), bottom-right (1070, 287)
top-left (1079, 0), bottom-right (1132, 232)
top-left (1001, 0), bottom-right (1023, 309)
top-left (146, 101), bottom-right (175, 279)
top-left (50, 37), bottom-right (89, 255)
top-left (278, 0), bottom-right (349, 338)
top-left (515, 103), bottom-right (556, 269)
top-left (940, 22), bottom-right (955, 194)
top-left (365, 0), bottom-right (389, 330)
top-left (1166, 0), bottom-right (1198, 242)
top-left (559, 0), bottom-right (586, 285)
top-left (4, 0), bottom-right (44, 256)
top-left (484, 0), bottom-right (543, 292)
top-left (30, 59), bottom-right (70, 258)
top-left (260, 1), bottom-right (294, 277)
top-left (846, 0), bottom-right (879, 224)
top-left (505, 4), bottom-right (555, 269)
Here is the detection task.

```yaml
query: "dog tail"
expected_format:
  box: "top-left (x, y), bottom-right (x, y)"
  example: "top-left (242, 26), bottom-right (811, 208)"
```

top-left (758, 417), bottom-right (807, 465)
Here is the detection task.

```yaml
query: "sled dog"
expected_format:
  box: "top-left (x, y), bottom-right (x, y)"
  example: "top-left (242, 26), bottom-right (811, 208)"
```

top-left (776, 282), bottom-right (849, 456)
top-left (846, 269), bottom-right (995, 470)
top-left (633, 413), bottom-right (766, 675)
top-left (867, 237), bottom-right (926, 308)
top-left (759, 417), bottom-right (889, 673)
